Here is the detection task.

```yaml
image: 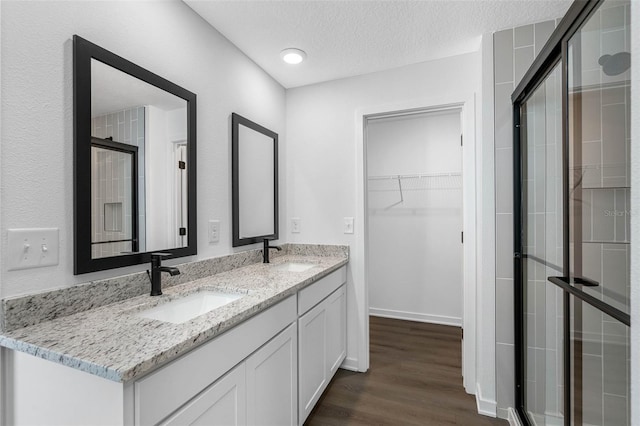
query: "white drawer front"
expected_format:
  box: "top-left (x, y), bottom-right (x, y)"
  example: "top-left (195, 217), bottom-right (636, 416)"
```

top-left (297, 266), bottom-right (346, 315)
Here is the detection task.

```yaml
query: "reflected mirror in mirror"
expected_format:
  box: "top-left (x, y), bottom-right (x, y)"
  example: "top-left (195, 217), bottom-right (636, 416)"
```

top-left (232, 113), bottom-right (278, 247)
top-left (74, 35), bottom-right (197, 274)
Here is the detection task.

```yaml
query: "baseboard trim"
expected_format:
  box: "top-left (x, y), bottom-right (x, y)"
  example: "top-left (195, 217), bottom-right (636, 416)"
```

top-left (475, 383), bottom-right (497, 417)
top-left (369, 308), bottom-right (462, 327)
top-left (507, 407), bottom-right (523, 426)
top-left (340, 357), bottom-right (359, 372)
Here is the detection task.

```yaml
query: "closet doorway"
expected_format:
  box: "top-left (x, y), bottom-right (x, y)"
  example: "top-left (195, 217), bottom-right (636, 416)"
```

top-left (365, 108), bottom-right (463, 327)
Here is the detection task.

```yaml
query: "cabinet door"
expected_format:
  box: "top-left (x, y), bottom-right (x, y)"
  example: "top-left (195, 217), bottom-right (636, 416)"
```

top-left (298, 302), bottom-right (327, 424)
top-left (161, 363), bottom-right (246, 426)
top-left (246, 323), bottom-right (297, 426)
top-left (325, 285), bottom-right (346, 375)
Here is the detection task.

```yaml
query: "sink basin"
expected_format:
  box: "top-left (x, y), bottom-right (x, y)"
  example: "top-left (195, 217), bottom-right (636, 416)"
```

top-left (136, 291), bottom-right (243, 324)
top-left (274, 262), bottom-right (316, 272)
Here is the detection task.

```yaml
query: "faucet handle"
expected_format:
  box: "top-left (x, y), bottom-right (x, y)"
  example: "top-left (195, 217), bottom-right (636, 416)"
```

top-left (150, 252), bottom-right (172, 257)
top-left (150, 252), bottom-right (172, 268)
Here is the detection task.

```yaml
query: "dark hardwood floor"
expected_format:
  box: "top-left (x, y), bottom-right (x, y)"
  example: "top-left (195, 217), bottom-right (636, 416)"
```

top-left (305, 316), bottom-right (508, 426)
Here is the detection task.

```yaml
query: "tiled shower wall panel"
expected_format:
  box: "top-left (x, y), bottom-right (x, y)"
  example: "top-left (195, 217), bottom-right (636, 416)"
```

top-left (493, 20), bottom-right (557, 418)
top-left (91, 106), bottom-right (146, 257)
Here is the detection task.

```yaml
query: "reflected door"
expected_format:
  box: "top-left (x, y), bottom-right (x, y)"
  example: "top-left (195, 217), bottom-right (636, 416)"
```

top-left (91, 137), bottom-right (138, 258)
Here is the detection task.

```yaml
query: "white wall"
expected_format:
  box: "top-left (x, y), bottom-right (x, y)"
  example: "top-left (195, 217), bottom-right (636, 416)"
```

top-left (630, 1), bottom-right (639, 423)
top-left (285, 51), bottom-right (486, 393)
top-left (366, 111), bottom-right (463, 326)
top-left (0, 1), bottom-right (4, 419)
top-left (0, 0), bottom-right (286, 298)
top-left (477, 32), bottom-right (497, 416)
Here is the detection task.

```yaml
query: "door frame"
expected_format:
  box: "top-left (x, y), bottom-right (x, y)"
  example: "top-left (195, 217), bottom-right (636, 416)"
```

top-left (354, 93), bottom-right (479, 395)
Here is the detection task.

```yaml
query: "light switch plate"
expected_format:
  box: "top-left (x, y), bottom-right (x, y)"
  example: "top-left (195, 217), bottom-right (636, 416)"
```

top-left (343, 217), bottom-right (354, 234)
top-left (208, 220), bottom-right (220, 244)
top-left (8, 228), bottom-right (60, 270)
top-left (291, 217), bottom-right (301, 233)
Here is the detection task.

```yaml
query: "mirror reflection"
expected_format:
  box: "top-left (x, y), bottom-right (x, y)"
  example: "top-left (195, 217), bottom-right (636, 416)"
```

top-left (238, 125), bottom-right (275, 238)
top-left (90, 59), bottom-right (188, 259)
top-left (232, 113), bottom-right (279, 247)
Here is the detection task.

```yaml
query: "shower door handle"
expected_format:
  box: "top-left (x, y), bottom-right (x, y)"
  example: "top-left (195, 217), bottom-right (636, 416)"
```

top-left (548, 276), bottom-right (599, 287)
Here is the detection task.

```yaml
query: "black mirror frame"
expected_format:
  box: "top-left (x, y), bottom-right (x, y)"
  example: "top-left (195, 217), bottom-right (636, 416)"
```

top-left (73, 35), bottom-right (197, 274)
top-left (231, 113), bottom-right (279, 247)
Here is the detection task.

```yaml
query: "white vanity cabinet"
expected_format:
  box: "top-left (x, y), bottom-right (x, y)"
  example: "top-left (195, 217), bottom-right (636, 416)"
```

top-left (297, 268), bottom-right (347, 425)
top-left (2, 265), bottom-right (348, 426)
top-left (161, 322), bottom-right (297, 426)
top-left (135, 296), bottom-right (297, 425)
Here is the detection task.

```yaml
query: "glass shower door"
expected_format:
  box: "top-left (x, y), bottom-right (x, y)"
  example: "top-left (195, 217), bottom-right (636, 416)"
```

top-left (516, 1), bottom-right (631, 425)
top-left (567, 1), bottom-right (631, 424)
top-left (521, 62), bottom-right (564, 426)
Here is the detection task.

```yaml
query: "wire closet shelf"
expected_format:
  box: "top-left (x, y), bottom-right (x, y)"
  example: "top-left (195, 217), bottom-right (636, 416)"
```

top-left (367, 172), bottom-right (462, 192)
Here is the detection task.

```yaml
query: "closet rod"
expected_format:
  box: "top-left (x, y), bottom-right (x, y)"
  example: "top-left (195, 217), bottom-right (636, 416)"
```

top-left (368, 172), bottom-right (461, 180)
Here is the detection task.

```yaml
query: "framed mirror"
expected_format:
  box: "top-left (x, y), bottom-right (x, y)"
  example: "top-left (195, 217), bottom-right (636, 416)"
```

top-left (74, 35), bottom-right (197, 274)
top-left (231, 113), bottom-right (278, 247)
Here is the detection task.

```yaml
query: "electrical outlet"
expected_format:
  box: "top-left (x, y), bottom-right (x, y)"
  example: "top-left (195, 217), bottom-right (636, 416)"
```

top-left (343, 217), bottom-right (354, 234)
top-left (208, 220), bottom-right (220, 243)
top-left (291, 217), bottom-right (301, 233)
top-left (8, 228), bottom-right (60, 270)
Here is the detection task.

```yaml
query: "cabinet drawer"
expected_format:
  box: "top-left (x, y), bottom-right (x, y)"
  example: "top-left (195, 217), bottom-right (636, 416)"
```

top-left (297, 266), bottom-right (346, 315)
top-left (135, 295), bottom-right (296, 426)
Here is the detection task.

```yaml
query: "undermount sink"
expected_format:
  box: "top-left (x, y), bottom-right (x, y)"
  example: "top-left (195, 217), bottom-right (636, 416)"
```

top-left (136, 291), bottom-right (243, 324)
top-left (274, 262), bottom-right (316, 272)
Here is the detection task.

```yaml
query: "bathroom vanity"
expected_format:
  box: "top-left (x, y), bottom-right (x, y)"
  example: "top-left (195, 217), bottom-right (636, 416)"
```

top-left (1, 35), bottom-right (348, 426)
top-left (0, 248), bottom-right (348, 426)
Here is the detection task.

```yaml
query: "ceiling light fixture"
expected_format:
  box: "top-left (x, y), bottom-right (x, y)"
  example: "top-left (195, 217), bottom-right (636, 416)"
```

top-left (280, 48), bottom-right (306, 65)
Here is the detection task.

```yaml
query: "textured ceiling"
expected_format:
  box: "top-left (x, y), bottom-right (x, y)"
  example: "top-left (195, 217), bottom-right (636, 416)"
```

top-left (184, 0), bottom-right (572, 88)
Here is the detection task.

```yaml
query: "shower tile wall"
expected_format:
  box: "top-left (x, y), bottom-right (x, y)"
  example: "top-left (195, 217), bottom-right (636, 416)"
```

top-left (494, 20), bottom-right (557, 419)
top-left (91, 106), bottom-right (146, 258)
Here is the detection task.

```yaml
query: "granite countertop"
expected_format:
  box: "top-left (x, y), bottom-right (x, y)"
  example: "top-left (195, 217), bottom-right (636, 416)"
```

top-left (0, 253), bottom-right (347, 383)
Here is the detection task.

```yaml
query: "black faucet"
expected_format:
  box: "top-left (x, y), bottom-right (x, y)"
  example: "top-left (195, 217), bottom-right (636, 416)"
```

top-left (149, 253), bottom-right (181, 296)
top-left (262, 238), bottom-right (282, 263)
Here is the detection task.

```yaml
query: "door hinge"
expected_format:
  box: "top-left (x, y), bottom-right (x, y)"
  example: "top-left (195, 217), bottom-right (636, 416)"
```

top-left (179, 227), bottom-right (186, 236)
top-left (461, 328), bottom-right (464, 340)
top-left (460, 134), bottom-right (463, 146)
top-left (461, 231), bottom-right (464, 244)
top-left (178, 161), bottom-right (186, 170)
